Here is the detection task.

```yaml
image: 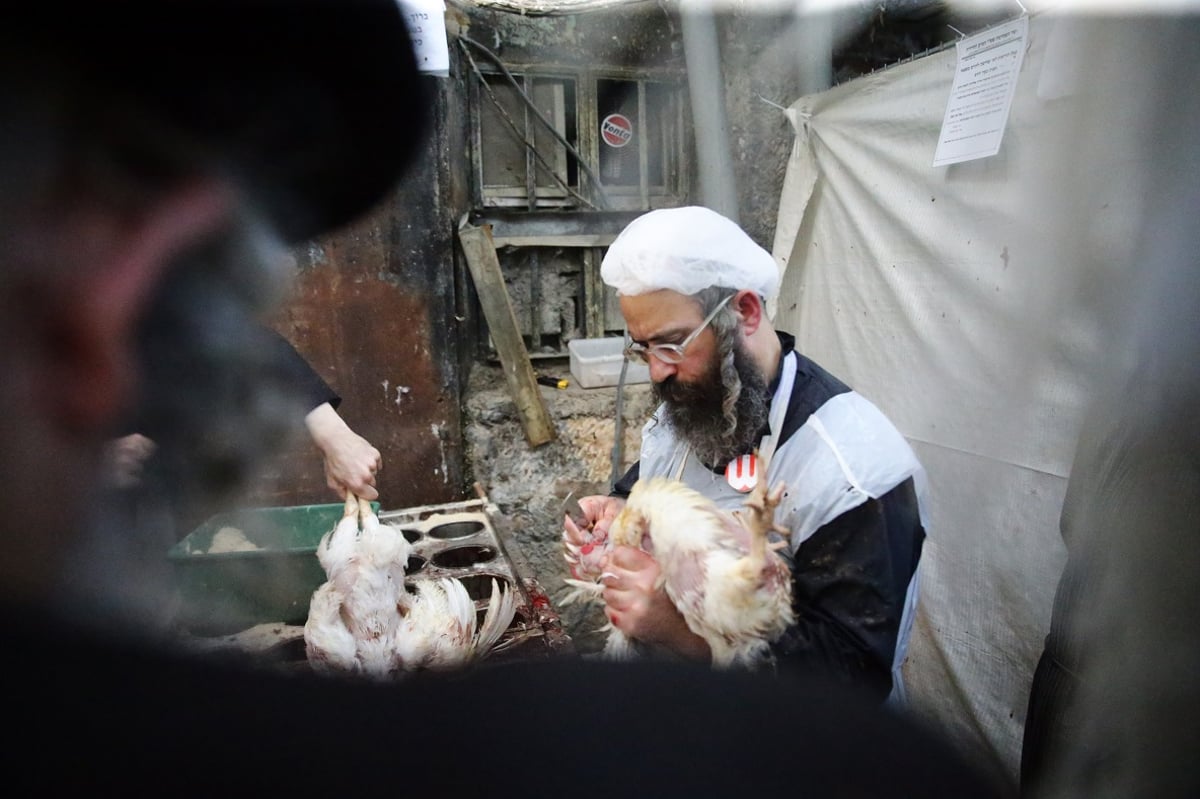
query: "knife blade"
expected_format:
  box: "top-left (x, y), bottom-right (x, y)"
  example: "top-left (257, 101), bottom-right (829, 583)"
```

top-left (562, 491), bottom-right (591, 530)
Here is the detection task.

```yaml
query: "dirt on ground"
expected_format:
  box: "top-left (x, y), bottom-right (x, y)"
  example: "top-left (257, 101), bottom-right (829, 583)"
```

top-left (463, 360), bottom-right (656, 653)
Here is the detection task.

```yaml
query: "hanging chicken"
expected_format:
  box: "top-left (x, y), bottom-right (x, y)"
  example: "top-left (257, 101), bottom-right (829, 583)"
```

top-left (304, 493), bottom-right (517, 678)
top-left (563, 470), bottom-right (794, 670)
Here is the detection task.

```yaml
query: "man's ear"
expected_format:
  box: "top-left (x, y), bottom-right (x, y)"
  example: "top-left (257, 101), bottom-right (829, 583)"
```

top-left (47, 179), bottom-right (232, 434)
top-left (732, 289), bottom-right (765, 335)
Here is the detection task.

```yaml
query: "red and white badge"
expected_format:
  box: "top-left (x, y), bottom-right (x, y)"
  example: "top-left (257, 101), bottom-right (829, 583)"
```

top-left (600, 113), bottom-right (633, 148)
top-left (724, 453), bottom-right (759, 493)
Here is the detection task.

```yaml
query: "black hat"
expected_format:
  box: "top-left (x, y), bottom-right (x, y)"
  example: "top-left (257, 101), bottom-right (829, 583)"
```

top-left (8, 0), bottom-right (431, 243)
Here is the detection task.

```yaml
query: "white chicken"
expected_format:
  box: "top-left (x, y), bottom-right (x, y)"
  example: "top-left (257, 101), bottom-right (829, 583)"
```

top-left (304, 493), bottom-right (518, 678)
top-left (564, 471), bottom-right (794, 670)
top-left (393, 576), bottom-right (515, 672)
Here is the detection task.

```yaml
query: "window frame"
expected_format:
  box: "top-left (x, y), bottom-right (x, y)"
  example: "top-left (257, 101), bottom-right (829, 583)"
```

top-left (470, 65), bottom-right (690, 212)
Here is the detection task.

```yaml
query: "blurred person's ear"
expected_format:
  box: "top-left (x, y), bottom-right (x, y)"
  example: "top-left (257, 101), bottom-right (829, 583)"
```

top-left (48, 179), bottom-right (232, 434)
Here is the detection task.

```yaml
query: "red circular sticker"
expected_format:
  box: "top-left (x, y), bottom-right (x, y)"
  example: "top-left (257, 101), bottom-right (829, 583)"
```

top-left (724, 454), bottom-right (758, 493)
top-left (601, 113), bottom-right (633, 148)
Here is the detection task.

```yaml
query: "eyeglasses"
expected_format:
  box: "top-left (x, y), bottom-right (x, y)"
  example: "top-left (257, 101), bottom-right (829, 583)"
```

top-left (623, 294), bottom-right (733, 365)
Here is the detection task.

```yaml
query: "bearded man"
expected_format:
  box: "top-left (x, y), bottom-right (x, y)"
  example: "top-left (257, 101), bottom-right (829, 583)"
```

top-left (563, 206), bottom-right (929, 705)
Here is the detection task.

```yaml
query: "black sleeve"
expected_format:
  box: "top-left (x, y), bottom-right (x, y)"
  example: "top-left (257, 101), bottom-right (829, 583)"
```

top-left (771, 478), bottom-right (925, 704)
top-left (260, 327), bottom-right (341, 412)
top-left (611, 462), bottom-right (640, 498)
top-left (120, 324), bottom-right (340, 438)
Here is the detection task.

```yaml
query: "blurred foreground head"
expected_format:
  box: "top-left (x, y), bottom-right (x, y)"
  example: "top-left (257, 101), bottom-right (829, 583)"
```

top-left (0, 2), bottom-right (428, 616)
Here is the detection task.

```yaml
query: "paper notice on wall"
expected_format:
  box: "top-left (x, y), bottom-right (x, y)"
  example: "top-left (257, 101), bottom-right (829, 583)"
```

top-left (933, 16), bottom-right (1028, 167)
top-left (397, 0), bottom-right (449, 77)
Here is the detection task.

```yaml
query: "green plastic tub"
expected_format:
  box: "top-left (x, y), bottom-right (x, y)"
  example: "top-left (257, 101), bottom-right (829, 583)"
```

top-left (168, 502), bottom-right (378, 636)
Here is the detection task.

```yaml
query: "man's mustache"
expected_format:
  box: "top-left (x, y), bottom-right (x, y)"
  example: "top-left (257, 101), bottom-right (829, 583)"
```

top-left (653, 374), bottom-right (721, 409)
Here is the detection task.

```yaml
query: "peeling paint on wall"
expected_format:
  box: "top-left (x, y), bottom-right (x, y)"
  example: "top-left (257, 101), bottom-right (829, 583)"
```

top-left (431, 422), bottom-right (450, 483)
top-left (299, 241), bottom-right (328, 269)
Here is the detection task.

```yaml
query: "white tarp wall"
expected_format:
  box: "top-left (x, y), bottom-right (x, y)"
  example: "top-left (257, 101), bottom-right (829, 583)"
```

top-left (770, 10), bottom-right (1156, 785)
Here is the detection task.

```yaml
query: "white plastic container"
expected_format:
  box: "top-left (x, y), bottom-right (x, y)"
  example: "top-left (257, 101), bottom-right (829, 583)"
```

top-left (568, 337), bottom-right (651, 388)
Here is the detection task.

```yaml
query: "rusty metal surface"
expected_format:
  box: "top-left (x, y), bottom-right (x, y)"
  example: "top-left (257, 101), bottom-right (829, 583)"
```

top-left (244, 167), bottom-right (463, 509)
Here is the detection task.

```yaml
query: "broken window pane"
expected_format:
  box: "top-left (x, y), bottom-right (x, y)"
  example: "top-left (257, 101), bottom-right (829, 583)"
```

top-left (478, 73), bottom-right (577, 208)
top-left (480, 75), bottom-right (529, 192)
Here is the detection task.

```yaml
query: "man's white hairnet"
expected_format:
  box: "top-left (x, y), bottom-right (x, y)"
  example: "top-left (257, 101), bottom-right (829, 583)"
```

top-left (600, 206), bottom-right (780, 299)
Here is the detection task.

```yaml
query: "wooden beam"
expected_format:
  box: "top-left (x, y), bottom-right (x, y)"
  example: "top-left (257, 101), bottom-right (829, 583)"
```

top-left (458, 222), bottom-right (556, 448)
top-left (488, 233), bottom-right (617, 248)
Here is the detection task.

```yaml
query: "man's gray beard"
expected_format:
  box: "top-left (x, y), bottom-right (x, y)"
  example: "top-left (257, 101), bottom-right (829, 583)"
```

top-left (654, 341), bottom-right (772, 468)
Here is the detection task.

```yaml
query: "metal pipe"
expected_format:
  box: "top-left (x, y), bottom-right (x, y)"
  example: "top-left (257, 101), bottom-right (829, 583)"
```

top-left (794, 1), bottom-right (833, 96)
top-left (680, 0), bottom-right (739, 224)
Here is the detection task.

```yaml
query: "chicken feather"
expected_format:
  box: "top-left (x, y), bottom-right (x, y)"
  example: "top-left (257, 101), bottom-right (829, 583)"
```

top-left (474, 577), bottom-right (519, 656)
top-left (393, 576), bottom-right (517, 671)
top-left (304, 495), bottom-right (517, 679)
top-left (571, 468), bottom-right (794, 670)
top-left (394, 578), bottom-right (475, 670)
top-left (303, 582), bottom-right (359, 675)
top-left (317, 492), bottom-right (364, 593)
